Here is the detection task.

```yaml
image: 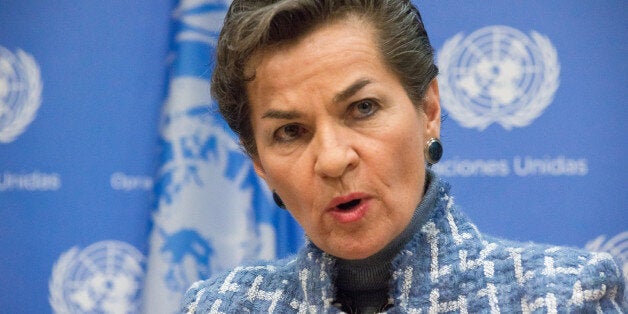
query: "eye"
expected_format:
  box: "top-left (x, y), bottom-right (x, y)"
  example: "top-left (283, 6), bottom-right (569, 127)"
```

top-left (351, 99), bottom-right (379, 118)
top-left (273, 124), bottom-right (305, 142)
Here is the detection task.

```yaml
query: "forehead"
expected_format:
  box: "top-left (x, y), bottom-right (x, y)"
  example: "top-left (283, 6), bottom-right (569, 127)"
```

top-left (245, 18), bottom-right (390, 105)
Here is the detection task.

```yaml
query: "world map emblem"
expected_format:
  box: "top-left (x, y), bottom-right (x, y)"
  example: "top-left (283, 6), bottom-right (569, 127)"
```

top-left (0, 46), bottom-right (43, 143)
top-left (142, 1), bottom-right (279, 312)
top-left (49, 240), bottom-right (145, 313)
top-left (437, 26), bottom-right (560, 130)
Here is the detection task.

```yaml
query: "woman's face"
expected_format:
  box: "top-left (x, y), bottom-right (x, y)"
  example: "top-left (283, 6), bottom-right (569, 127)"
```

top-left (247, 18), bottom-right (441, 260)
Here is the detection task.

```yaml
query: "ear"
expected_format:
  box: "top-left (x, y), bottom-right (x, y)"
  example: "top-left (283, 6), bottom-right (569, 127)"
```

top-left (252, 156), bottom-right (268, 181)
top-left (423, 78), bottom-right (441, 140)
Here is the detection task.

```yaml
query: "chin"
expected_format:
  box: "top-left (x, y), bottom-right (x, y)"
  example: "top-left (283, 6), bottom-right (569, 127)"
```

top-left (330, 243), bottom-right (382, 260)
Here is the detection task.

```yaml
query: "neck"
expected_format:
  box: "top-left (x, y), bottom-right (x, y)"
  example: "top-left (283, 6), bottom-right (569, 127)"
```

top-left (333, 170), bottom-right (438, 311)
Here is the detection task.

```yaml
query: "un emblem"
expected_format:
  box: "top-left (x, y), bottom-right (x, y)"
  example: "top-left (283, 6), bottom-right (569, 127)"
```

top-left (438, 26), bottom-right (560, 130)
top-left (49, 241), bottom-right (145, 313)
top-left (143, 2), bottom-right (277, 313)
top-left (0, 46), bottom-right (43, 143)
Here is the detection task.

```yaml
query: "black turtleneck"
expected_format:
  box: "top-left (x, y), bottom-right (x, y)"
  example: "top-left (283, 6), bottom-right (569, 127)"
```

top-left (333, 171), bottom-right (437, 313)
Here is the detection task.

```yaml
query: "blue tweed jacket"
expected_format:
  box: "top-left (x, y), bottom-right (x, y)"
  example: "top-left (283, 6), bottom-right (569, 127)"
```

top-left (183, 178), bottom-right (626, 313)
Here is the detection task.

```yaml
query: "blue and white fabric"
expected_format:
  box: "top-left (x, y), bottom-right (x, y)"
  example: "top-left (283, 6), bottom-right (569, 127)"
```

top-left (183, 175), bottom-right (626, 313)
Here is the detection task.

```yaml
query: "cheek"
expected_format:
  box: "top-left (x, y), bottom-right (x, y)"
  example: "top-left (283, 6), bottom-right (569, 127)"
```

top-left (261, 157), bottom-right (313, 204)
top-left (390, 142), bottom-right (423, 183)
top-left (381, 119), bottom-right (425, 181)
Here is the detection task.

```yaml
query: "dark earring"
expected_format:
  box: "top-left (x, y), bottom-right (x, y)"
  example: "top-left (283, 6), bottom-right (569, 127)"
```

top-left (425, 138), bottom-right (443, 165)
top-left (272, 191), bottom-right (286, 209)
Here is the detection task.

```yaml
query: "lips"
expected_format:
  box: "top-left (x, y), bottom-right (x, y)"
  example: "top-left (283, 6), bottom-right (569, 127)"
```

top-left (326, 193), bottom-right (370, 223)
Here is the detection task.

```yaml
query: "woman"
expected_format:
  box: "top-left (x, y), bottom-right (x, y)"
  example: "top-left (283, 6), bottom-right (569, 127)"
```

top-left (183, 0), bottom-right (625, 312)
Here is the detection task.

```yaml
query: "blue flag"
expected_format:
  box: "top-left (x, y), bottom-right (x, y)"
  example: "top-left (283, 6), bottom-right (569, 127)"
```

top-left (142, 1), bottom-right (303, 312)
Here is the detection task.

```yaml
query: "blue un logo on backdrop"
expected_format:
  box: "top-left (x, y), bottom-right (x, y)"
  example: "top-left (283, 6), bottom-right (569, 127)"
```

top-left (143, 1), bottom-right (281, 312)
top-left (0, 46), bottom-right (42, 143)
top-left (49, 241), bottom-right (145, 313)
top-left (438, 25), bottom-right (560, 130)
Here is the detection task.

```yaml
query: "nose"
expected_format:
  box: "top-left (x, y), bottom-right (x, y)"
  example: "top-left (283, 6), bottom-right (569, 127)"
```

top-left (313, 125), bottom-right (359, 179)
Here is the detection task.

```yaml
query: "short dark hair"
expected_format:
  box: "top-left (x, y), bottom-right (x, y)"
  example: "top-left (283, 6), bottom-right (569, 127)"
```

top-left (212, 0), bottom-right (438, 157)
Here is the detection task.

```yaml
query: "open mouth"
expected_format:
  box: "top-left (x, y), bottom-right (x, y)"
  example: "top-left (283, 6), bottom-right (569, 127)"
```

top-left (336, 199), bottom-right (361, 211)
top-left (327, 194), bottom-right (369, 223)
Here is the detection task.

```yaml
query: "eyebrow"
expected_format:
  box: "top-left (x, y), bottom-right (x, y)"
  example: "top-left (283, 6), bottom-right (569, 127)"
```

top-left (260, 78), bottom-right (373, 120)
top-left (261, 109), bottom-right (301, 120)
top-left (333, 78), bottom-right (372, 104)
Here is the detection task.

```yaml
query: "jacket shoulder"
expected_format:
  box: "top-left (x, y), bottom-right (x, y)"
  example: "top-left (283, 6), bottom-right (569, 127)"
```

top-left (486, 237), bottom-right (626, 312)
top-left (181, 258), bottom-right (297, 313)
